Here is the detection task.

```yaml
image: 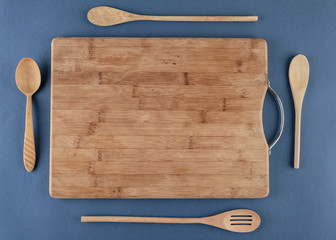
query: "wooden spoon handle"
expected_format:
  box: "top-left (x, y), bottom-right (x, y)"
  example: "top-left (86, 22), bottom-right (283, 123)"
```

top-left (23, 95), bottom-right (35, 172)
top-left (81, 216), bottom-right (200, 224)
top-left (140, 15), bottom-right (258, 22)
top-left (294, 110), bottom-right (301, 169)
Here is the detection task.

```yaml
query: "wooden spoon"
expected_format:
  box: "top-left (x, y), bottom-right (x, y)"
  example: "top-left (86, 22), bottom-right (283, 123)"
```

top-left (15, 58), bottom-right (41, 172)
top-left (81, 209), bottom-right (260, 233)
top-left (289, 54), bottom-right (309, 169)
top-left (87, 6), bottom-right (258, 26)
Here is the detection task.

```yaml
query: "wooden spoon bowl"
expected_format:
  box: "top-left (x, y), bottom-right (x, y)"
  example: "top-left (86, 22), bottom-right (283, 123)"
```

top-left (87, 6), bottom-right (137, 26)
top-left (16, 58), bottom-right (41, 96)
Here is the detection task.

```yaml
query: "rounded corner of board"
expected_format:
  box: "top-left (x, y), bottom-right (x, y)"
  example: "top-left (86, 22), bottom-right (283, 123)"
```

top-left (49, 188), bottom-right (57, 199)
top-left (51, 37), bottom-right (61, 47)
top-left (51, 37), bottom-right (60, 47)
top-left (49, 182), bottom-right (61, 199)
top-left (259, 187), bottom-right (270, 198)
top-left (255, 38), bottom-right (267, 47)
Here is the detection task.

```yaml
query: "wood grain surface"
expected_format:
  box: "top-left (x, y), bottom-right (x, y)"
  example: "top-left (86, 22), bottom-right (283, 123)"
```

top-left (50, 37), bottom-right (269, 198)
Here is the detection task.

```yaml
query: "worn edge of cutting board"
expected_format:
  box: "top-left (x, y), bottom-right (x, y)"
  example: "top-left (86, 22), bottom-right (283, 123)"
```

top-left (49, 37), bottom-right (269, 199)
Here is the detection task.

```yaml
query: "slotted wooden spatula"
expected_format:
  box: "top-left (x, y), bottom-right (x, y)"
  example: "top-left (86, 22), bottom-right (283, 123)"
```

top-left (81, 209), bottom-right (261, 233)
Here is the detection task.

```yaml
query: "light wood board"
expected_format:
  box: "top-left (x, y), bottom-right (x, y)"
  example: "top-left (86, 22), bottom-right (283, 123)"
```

top-left (50, 37), bottom-right (269, 198)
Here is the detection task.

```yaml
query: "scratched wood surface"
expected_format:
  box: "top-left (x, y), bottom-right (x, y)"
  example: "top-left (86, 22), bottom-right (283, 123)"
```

top-left (50, 38), bottom-right (269, 198)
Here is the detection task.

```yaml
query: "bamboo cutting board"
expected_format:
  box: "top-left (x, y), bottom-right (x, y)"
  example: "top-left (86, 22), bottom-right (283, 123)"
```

top-left (50, 38), bottom-right (269, 198)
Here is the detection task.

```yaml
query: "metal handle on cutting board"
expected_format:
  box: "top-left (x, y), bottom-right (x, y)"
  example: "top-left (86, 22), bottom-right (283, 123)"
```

top-left (267, 81), bottom-right (284, 154)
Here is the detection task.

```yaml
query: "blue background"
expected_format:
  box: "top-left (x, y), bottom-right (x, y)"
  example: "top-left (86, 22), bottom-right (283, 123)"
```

top-left (0, 0), bottom-right (335, 239)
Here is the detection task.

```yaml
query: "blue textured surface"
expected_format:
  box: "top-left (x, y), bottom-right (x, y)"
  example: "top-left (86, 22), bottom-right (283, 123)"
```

top-left (1, 0), bottom-right (335, 239)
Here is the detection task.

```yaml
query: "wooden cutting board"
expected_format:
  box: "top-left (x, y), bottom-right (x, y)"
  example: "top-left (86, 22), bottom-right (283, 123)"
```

top-left (50, 37), bottom-right (269, 198)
